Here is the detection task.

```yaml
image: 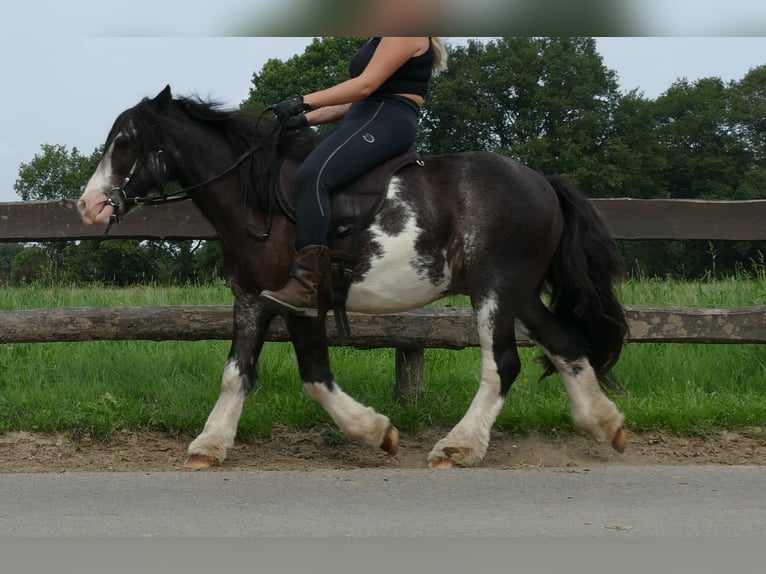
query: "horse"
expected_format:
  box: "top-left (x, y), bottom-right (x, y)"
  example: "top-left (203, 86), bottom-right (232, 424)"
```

top-left (77, 85), bottom-right (629, 469)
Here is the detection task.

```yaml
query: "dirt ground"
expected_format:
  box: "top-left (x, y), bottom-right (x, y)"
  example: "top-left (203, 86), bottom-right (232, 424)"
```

top-left (1, 426), bottom-right (765, 473)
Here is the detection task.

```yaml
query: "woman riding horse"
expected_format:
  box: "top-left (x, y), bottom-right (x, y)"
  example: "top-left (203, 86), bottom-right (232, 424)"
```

top-left (76, 56), bottom-right (628, 469)
top-left (259, 37), bottom-right (448, 317)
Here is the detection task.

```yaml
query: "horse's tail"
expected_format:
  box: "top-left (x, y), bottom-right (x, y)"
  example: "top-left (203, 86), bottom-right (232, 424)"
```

top-left (543, 175), bottom-right (628, 390)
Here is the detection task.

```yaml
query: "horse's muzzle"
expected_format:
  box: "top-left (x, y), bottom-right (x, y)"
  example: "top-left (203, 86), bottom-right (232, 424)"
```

top-left (77, 194), bottom-right (114, 227)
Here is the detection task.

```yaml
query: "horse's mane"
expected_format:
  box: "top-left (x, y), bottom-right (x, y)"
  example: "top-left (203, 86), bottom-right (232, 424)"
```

top-left (118, 94), bottom-right (316, 207)
top-left (170, 96), bottom-right (316, 162)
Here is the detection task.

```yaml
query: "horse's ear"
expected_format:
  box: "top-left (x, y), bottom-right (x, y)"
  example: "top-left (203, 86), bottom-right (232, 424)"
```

top-left (153, 85), bottom-right (172, 105)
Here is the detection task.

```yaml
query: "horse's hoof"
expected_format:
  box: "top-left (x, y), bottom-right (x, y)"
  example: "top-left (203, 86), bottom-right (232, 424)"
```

top-left (428, 456), bottom-right (464, 469)
top-left (611, 425), bottom-right (627, 453)
top-left (380, 425), bottom-right (399, 456)
top-left (183, 453), bottom-right (220, 470)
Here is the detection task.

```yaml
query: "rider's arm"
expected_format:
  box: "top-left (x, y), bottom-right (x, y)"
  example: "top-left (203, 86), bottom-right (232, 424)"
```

top-left (302, 37), bottom-right (429, 110)
top-left (305, 104), bottom-right (351, 125)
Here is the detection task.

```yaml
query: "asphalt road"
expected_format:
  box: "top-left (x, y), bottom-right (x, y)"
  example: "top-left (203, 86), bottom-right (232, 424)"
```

top-left (1, 466), bottom-right (764, 537)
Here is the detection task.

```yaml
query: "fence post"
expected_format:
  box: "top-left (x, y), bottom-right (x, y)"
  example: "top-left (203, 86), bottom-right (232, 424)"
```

top-left (394, 347), bottom-right (425, 402)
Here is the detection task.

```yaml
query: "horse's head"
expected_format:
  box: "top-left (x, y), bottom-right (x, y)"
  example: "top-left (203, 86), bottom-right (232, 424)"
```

top-left (79, 84), bottom-right (317, 230)
top-left (78, 86), bottom-right (173, 227)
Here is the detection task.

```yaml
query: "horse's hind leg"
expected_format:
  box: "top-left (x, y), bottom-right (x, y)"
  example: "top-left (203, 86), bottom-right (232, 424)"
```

top-left (287, 315), bottom-right (399, 454)
top-left (184, 296), bottom-right (269, 469)
top-left (519, 299), bottom-right (627, 452)
top-left (428, 295), bottom-right (519, 468)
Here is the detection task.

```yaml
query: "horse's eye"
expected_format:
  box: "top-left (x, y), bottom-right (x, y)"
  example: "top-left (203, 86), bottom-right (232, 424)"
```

top-left (110, 136), bottom-right (138, 174)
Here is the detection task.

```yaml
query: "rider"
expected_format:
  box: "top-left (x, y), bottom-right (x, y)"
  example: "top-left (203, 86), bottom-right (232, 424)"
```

top-left (259, 37), bottom-right (447, 317)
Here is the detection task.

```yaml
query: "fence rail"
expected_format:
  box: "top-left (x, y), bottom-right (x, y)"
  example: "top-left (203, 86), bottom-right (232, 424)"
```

top-left (2, 198), bottom-right (766, 242)
top-left (1, 305), bottom-right (764, 346)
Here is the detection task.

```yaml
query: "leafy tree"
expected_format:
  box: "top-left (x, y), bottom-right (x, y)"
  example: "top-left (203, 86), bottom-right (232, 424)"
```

top-left (243, 37), bottom-right (366, 110)
top-left (418, 38), bottom-right (506, 154)
top-left (729, 65), bottom-right (766, 199)
top-left (14, 144), bottom-right (102, 201)
top-left (0, 243), bottom-right (23, 284)
top-left (617, 77), bottom-right (765, 278)
top-left (10, 246), bottom-right (46, 284)
top-left (50, 240), bottom-right (167, 286)
top-left (600, 91), bottom-right (668, 199)
top-left (653, 78), bottom-right (751, 200)
top-left (421, 37), bottom-right (622, 196)
top-left (192, 241), bottom-right (225, 282)
top-left (730, 65), bottom-right (766, 166)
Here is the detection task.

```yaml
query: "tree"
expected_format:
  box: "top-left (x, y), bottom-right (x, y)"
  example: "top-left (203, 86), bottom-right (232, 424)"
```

top-left (14, 144), bottom-right (102, 201)
top-left (730, 65), bottom-right (766, 165)
top-left (243, 37), bottom-right (366, 110)
top-left (615, 77), bottom-right (765, 278)
top-left (600, 91), bottom-right (668, 199)
top-left (10, 246), bottom-right (46, 284)
top-left (0, 243), bottom-right (23, 284)
top-left (729, 65), bottom-right (766, 200)
top-left (421, 37), bottom-right (622, 196)
top-left (653, 78), bottom-right (751, 200)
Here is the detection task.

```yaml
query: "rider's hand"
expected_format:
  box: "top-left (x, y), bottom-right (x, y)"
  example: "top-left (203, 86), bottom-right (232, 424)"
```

top-left (274, 95), bottom-right (311, 125)
top-left (283, 114), bottom-right (309, 129)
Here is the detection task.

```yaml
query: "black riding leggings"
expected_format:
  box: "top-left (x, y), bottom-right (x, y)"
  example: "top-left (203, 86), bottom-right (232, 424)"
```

top-left (295, 95), bottom-right (419, 249)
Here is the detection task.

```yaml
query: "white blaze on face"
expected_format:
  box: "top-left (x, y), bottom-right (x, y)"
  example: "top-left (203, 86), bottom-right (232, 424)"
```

top-left (77, 139), bottom-right (117, 226)
top-left (77, 121), bottom-right (144, 228)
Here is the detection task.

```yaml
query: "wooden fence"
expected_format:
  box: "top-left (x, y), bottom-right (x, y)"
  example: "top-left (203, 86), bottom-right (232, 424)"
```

top-left (1, 199), bottom-right (765, 397)
top-left (2, 198), bottom-right (766, 241)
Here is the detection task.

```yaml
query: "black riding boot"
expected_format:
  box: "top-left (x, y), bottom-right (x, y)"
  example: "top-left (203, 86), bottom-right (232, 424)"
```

top-left (259, 245), bottom-right (331, 317)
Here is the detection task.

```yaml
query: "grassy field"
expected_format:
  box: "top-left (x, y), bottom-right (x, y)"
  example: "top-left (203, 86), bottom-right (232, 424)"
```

top-left (0, 277), bottom-right (764, 441)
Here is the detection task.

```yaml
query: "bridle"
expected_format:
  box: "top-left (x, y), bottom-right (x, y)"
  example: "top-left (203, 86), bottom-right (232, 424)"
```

top-left (103, 109), bottom-right (280, 239)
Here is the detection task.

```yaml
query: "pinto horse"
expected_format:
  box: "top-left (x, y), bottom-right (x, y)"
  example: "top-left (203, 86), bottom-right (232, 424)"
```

top-left (77, 86), bottom-right (628, 469)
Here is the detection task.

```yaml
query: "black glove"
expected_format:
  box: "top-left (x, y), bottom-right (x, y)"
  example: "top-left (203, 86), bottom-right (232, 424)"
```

top-left (274, 95), bottom-right (311, 125)
top-left (283, 114), bottom-right (308, 129)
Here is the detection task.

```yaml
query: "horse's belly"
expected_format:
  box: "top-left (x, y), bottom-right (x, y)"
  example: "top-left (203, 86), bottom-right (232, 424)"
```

top-left (346, 236), bottom-right (451, 314)
top-left (344, 177), bottom-right (456, 313)
top-left (346, 271), bottom-right (445, 313)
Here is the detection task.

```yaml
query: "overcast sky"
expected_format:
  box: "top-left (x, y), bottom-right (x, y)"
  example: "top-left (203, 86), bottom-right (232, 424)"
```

top-left (1, 2), bottom-right (765, 201)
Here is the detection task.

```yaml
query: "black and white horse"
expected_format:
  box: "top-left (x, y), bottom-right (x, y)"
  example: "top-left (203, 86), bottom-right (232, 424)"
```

top-left (77, 86), bottom-right (628, 468)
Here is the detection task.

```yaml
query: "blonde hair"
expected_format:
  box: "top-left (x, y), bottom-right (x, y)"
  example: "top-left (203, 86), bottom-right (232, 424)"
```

top-left (431, 37), bottom-right (448, 75)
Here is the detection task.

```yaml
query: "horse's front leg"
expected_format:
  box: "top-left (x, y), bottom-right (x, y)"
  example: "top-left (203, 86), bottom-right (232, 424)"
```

top-left (428, 298), bottom-right (517, 468)
top-left (287, 314), bottom-right (399, 454)
top-left (184, 296), bottom-right (272, 469)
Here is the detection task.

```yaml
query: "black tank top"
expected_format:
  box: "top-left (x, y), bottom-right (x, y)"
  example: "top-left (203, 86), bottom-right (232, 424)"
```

top-left (348, 37), bottom-right (434, 97)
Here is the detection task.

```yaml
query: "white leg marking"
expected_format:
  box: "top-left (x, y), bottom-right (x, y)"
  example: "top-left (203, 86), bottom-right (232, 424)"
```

top-left (187, 361), bottom-right (246, 463)
top-left (304, 380), bottom-right (391, 449)
top-left (429, 297), bottom-right (505, 466)
top-left (550, 355), bottom-right (624, 443)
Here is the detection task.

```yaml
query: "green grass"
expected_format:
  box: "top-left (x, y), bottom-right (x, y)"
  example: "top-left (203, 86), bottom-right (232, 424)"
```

top-left (0, 278), bottom-right (764, 441)
top-left (0, 281), bottom-right (235, 308)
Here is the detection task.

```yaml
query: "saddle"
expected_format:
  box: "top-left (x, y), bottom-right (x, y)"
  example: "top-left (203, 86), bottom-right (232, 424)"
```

top-left (276, 150), bottom-right (422, 238)
top-left (276, 150), bottom-right (423, 339)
